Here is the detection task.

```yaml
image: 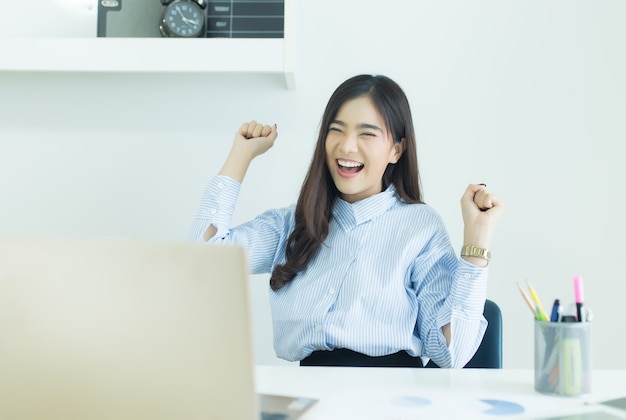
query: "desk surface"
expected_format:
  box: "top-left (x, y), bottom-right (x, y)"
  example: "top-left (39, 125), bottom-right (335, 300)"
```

top-left (256, 366), bottom-right (626, 419)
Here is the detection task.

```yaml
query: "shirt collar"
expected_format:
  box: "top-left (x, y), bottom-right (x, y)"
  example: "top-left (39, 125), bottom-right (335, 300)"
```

top-left (333, 184), bottom-right (399, 231)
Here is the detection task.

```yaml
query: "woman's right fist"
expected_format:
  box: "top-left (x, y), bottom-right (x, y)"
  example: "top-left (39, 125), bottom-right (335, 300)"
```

top-left (234, 120), bottom-right (278, 158)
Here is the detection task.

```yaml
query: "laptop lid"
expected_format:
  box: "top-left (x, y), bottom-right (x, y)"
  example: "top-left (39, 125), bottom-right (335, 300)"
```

top-left (0, 237), bottom-right (257, 420)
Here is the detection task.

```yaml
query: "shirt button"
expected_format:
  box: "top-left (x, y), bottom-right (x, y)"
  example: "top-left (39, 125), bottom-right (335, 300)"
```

top-left (348, 252), bottom-right (354, 258)
top-left (329, 288), bottom-right (336, 295)
top-left (464, 273), bottom-right (471, 279)
top-left (210, 208), bottom-right (217, 215)
top-left (315, 324), bottom-right (322, 332)
top-left (217, 182), bottom-right (224, 189)
top-left (454, 304), bottom-right (463, 311)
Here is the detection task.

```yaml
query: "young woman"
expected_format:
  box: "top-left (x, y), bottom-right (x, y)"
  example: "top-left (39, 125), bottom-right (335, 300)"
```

top-left (190, 74), bottom-right (504, 368)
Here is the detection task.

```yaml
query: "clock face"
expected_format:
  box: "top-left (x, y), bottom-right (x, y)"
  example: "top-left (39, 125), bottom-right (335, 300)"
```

top-left (163, 1), bottom-right (205, 37)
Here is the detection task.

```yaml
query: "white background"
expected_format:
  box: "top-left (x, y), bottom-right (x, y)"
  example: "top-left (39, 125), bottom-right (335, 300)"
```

top-left (1, 0), bottom-right (625, 369)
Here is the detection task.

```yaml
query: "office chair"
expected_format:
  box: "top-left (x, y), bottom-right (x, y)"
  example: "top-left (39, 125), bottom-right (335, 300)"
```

top-left (425, 299), bottom-right (503, 369)
top-left (462, 299), bottom-right (503, 368)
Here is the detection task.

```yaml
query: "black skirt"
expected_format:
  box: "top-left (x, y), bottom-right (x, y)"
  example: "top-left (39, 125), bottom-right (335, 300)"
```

top-left (299, 348), bottom-right (423, 368)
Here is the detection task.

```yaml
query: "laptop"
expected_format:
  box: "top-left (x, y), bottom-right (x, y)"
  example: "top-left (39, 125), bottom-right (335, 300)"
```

top-left (0, 237), bottom-right (260, 419)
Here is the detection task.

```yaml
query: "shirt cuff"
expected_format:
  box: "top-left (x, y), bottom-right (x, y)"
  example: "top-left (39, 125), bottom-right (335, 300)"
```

top-left (196, 175), bottom-right (241, 239)
top-left (437, 260), bottom-right (488, 327)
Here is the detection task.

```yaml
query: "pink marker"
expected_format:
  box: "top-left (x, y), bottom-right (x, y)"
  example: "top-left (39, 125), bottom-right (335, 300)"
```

top-left (573, 275), bottom-right (585, 322)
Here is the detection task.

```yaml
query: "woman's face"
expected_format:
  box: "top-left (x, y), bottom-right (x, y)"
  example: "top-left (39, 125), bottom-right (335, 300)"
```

top-left (325, 96), bottom-right (404, 203)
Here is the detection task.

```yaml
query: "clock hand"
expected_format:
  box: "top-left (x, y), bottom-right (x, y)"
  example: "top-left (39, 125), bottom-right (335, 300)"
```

top-left (178, 15), bottom-right (199, 27)
top-left (176, 5), bottom-right (187, 20)
top-left (176, 4), bottom-right (200, 28)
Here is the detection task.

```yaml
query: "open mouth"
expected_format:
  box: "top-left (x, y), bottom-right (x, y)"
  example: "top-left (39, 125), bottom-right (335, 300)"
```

top-left (337, 159), bottom-right (364, 175)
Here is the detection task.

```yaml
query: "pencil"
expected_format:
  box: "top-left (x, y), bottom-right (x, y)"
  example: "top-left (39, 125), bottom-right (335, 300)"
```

top-left (526, 280), bottom-right (549, 322)
top-left (517, 282), bottom-right (538, 318)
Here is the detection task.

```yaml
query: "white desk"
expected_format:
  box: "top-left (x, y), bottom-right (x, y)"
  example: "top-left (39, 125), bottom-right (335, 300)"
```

top-left (256, 366), bottom-right (626, 419)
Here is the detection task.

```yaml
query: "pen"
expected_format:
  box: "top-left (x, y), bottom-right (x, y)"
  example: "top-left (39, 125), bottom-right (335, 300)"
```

top-left (573, 275), bottom-right (585, 322)
top-left (517, 282), bottom-right (540, 319)
top-left (526, 280), bottom-right (549, 322)
top-left (550, 299), bottom-right (561, 322)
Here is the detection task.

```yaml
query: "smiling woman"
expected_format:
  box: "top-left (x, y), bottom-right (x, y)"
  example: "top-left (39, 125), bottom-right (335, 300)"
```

top-left (189, 74), bottom-right (504, 369)
top-left (325, 96), bottom-right (405, 203)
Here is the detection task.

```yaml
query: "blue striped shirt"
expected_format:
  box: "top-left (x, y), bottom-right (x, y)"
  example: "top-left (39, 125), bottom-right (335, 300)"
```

top-left (190, 175), bottom-right (488, 367)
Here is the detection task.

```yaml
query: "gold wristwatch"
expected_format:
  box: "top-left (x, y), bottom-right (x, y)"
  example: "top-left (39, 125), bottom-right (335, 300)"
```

top-left (460, 245), bottom-right (491, 263)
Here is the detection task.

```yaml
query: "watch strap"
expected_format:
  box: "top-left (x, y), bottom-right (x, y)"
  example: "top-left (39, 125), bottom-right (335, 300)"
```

top-left (460, 245), bottom-right (491, 262)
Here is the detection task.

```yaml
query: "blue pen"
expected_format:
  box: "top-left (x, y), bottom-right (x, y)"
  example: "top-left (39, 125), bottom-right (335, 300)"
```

top-left (550, 299), bottom-right (561, 322)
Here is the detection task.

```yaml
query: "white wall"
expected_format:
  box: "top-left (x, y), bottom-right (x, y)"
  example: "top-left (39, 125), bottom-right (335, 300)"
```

top-left (1, 0), bottom-right (625, 369)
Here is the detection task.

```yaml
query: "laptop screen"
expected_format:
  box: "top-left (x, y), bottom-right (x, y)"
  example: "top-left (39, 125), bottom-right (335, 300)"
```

top-left (0, 238), bottom-right (258, 419)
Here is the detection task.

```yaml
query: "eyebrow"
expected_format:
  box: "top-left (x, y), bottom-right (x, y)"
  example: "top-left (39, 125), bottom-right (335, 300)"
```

top-left (330, 120), bottom-right (383, 132)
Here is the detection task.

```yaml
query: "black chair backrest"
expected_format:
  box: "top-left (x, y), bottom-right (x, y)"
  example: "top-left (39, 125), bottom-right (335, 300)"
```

top-left (425, 299), bottom-right (503, 369)
top-left (463, 299), bottom-right (503, 368)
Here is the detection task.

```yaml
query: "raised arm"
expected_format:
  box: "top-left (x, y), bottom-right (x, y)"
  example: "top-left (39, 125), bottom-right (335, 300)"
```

top-left (459, 183), bottom-right (505, 267)
top-left (440, 183), bottom-right (504, 354)
top-left (202, 121), bottom-right (278, 241)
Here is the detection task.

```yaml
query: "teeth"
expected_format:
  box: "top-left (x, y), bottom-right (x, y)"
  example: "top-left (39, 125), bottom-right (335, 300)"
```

top-left (338, 159), bottom-right (363, 168)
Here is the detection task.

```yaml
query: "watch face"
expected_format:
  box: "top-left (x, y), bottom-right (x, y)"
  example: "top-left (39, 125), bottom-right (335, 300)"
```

top-left (161, 1), bottom-right (205, 37)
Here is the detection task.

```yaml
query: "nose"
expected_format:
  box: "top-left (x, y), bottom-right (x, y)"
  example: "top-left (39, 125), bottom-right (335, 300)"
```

top-left (338, 132), bottom-right (358, 154)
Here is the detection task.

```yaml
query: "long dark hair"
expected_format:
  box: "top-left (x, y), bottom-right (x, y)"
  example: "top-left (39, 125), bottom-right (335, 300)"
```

top-left (269, 74), bottom-right (423, 291)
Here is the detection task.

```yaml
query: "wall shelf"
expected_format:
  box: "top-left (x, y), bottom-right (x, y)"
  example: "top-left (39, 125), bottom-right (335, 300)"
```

top-left (0, 0), bottom-right (295, 90)
top-left (0, 37), bottom-right (295, 90)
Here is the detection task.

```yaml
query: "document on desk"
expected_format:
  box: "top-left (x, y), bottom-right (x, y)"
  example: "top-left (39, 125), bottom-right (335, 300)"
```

top-left (588, 396), bottom-right (626, 419)
top-left (538, 412), bottom-right (624, 419)
top-left (260, 393), bottom-right (318, 420)
top-left (597, 397), bottom-right (626, 411)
